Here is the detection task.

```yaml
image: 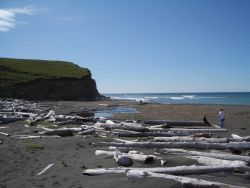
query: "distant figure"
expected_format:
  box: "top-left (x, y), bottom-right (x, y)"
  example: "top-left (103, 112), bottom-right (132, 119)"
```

top-left (140, 100), bottom-right (143, 104)
top-left (203, 114), bottom-right (211, 126)
top-left (219, 109), bottom-right (225, 128)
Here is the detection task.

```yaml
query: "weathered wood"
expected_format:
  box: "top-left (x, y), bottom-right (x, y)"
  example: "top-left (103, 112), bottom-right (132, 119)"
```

top-left (169, 128), bottom-right (228, 133)
top-left (161, 148), bottom-right (250, 163)
top-left (78, 128), bottom-right (95, 135)
top-left (98, 141), bottom-right (250, 150)
top-left (154, 136), bottom-right (229, 143)
top-left (0, 131), bottom-right (10, 136)
top-left (95, 150), bottom-right (155, 164)
top-left (126, 170), bottom-right (245, 188)
top-left (143, 120), bottom-right (206, 127)
top-left (36, 163), bottom-right (54, 176)
top-left (100, 123), bottom-right (149, 132)
top-left (113, 130), bottom-right (190, 137)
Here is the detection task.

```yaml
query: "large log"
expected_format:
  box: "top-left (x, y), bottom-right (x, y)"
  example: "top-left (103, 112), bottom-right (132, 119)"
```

top-left (99, 123), bottom-right (149, 132)
top-left (143, 120), bottom-right (206, 126)
top-left (82, 164), bottom-right (242, 176)
top-left (161, 148), bottom-right (250, 163)
top-left (113, 130), bottom-right (190, 137)
top-left (98, 141), bottom-right (250, 150)
top-left (127, 170), bottom-right (245, 188)
top-left (154, 136), bottom-right (229, 143)
top-left (169, 128), bottom-right (228, 133)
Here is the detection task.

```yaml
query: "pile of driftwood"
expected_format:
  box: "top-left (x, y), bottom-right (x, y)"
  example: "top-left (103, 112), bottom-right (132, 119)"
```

top-left (80, 120), bottom-right (250, 188)
top-left (1, 98), bottom-right (250, 187)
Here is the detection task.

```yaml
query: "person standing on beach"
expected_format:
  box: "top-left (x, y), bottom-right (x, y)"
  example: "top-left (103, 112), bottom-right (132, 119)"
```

top-left (219, 109), bottom-right (225, 128)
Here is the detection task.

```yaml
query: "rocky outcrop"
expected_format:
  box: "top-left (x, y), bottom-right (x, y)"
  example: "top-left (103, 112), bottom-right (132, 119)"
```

top-left (0, 58), bottom-right (103, 101)
top-left (0, 75), bottom-right (102, 101)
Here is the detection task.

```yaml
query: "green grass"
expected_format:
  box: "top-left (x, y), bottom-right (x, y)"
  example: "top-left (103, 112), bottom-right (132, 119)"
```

top-left (25, 142), bottom-right (45, 152)
top-left (0, 57), bottom-right (90, 86)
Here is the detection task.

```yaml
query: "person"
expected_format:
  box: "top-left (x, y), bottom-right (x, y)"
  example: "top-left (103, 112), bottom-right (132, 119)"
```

top-left (202, 114), bottom-right (211, 126)
top-left (219, 109), bottom-right (225, 128)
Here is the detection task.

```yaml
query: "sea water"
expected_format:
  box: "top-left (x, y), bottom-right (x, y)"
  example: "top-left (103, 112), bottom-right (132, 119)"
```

top-left (104, 92), bottom-right (250, 105)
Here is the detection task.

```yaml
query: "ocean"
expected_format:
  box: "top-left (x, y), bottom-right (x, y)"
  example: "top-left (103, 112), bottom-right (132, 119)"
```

top-left (104, 92), bottom-right (250, 105)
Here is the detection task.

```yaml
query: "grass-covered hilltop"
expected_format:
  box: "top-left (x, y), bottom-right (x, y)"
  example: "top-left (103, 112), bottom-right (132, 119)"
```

top-left (0, 58), bottom-right (102, 101)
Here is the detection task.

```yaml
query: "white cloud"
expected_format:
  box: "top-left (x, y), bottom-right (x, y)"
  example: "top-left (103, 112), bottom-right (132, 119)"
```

top-left (0, 5), bottom-right (36, 32)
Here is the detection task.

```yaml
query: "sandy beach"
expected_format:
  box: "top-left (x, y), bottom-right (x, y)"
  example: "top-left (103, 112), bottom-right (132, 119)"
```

top-left (1, 100), bottom-right (250, 188)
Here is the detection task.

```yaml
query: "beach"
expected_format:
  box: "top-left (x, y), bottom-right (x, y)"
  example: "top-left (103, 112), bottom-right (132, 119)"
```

top-left (1, 100), bottom-right (250, 188)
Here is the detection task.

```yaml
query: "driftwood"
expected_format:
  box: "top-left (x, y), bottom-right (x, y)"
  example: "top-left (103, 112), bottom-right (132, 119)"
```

top-left (143, 120), bottom-right (206, 127)
top-left (98, 141), bottom-right (250, 150)
top-left (78, 128), bottom-right (95, 135)
top-left (169, 128), bottom-right (228, 133)
top-left (154, 136), bottom-right (229, 143)
top-left (231, 134), bottom-right (250, 142)
top-left (113, 130), bottom-right (190, 137)
top-left (0, 131), bottom-right (10, 136)
top-left (161, 148), bottom-right (250, 163)
top-left (98, 123), bottom-right (149, 132)
top-left (82, 164), bottom-right (241, 176)
top-left (126, 170), bottom-right (245, 188)
top-left (95, 150), bottom-right (155, 164)
top-left (36, 163), bottom-right (54, 176)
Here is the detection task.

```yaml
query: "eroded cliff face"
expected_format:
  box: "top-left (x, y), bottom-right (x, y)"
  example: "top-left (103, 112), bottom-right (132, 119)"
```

top-left (1, 75), bottom-right (101, 101)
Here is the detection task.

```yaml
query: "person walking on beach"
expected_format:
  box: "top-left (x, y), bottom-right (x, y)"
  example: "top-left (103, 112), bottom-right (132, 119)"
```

top-left (219, 109), bottom-right (225, 128)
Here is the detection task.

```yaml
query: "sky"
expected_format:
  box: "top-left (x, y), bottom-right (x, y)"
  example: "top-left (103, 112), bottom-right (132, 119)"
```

top-left (0, 0), bottom-right (250, 94)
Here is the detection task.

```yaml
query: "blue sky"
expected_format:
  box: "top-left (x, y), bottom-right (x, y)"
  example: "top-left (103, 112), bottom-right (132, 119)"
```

top-left (0, 0), bottom-right (250, 93)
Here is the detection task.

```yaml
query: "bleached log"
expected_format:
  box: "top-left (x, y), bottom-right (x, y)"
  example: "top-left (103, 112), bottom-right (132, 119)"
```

top-left (127, 170), bottom-right (245, 188)
top-left (55, 120), bottom-right (74, 126)
top-left (36, 163), bottom-right (54, 176)
top-left (78, 128), bottom-right (95, 135)
top-left (169, 128), bottom-right (227, 133)
top-left (0, 131), bottom-right (10, 136)
top-left (154, 136), bottom-right (229, 143)
top-left (161, 149), bottom-right (250, 163)
top-left (15, 135), bottom-right (60, 139)
top-left (100, 123), bottom-right (149, 132)
top-left (143, 120), bottom-right (206, 127)
top-left (95, 149), bottom-right (155, 164)
top-left (98, 141), bottom-right (250, 150)
top-left (231, 134), bottom-right (250, 142)
top-left (113, 130), bottom-right (190, 137)
top-left (82, 164), bottom-right (245, 176)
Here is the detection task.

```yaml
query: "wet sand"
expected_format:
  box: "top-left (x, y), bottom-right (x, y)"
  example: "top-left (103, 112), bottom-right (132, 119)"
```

top-left (1, 100), bottom-right (250, 188)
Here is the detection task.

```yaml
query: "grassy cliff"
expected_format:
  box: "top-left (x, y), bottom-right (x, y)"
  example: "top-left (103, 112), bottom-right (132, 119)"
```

top-left (0, 58), bottom-right (90, 87)
top-left (0, 58), bottom-right (100, 101)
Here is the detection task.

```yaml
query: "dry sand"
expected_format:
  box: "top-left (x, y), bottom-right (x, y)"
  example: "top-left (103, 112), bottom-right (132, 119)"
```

top-left (1, 100), bottom-right (250, 188)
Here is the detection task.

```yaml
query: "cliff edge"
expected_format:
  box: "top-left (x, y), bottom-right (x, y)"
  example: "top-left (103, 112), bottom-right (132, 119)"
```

top-left (0, 58), bottom-right (102, 101)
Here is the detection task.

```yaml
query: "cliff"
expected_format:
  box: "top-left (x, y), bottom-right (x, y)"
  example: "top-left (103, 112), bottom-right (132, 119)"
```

top-left (0, 58), bottom-right (102, 101)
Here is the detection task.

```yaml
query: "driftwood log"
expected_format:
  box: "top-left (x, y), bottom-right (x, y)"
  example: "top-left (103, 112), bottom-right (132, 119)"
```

top-left (97, 141), bottom-right (250, 150)
top-left (143, 120), bottom-right (206, 127)
top-left (126, 170), bottom-right (245, 188)
top-left (154, 136), bottom-right (229, 143)
top-left (161, 148), bottom-right (250, 163)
